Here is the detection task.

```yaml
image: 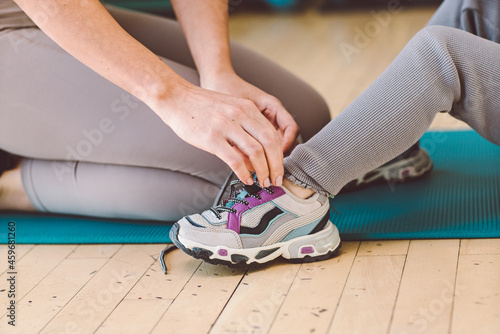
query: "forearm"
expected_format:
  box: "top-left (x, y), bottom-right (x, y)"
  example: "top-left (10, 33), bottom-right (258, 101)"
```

top-left (171, 0), bottom-right (234, 82)
top-left (14, 0), bottom-right (190, 113)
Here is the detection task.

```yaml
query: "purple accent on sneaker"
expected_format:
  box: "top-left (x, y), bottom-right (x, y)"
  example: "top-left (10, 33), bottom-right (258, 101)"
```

top-left (227, 186), bottom-right (285, 234)
top-left (218, 249), bottom-right (228, 256)
top-left (301, 246), bottom-right (315, 254)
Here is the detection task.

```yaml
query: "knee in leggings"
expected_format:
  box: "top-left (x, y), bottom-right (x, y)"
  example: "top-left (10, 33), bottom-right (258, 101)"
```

top-left (406, 25), bottom-right (461, 90)
top-left (411, 25), bottom-right (455, 54)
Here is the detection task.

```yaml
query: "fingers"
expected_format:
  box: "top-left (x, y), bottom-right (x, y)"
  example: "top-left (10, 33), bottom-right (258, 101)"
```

top-left (280, 119), bottom-right (300, 154)
top-left (272, 103), bottom-right (300, 153)
top-left (210, 120), bottom-right (276, 188)
top-left (236, 101), bottom-right (284, 187)
top-left (233, 145), bottom-right (255, 173)
top-left (213, 139), bottom-right (254, 186)
top-left (258, 97), bottom-right (299, 154)
top-left (227, 126), bottom-right (275, 187)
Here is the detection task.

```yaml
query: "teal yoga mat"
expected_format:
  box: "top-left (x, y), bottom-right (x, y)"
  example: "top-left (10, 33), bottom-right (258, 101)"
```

top-left (334, 130), bottom-right (500, 240)
top-left (0, 130), bottom-right (499, 244)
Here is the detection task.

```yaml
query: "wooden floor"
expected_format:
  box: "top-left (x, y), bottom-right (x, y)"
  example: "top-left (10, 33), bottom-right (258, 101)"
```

top-left (2, 5), bottom-right (500, 334)
top-left (1, 240), bottom-right (500, 333)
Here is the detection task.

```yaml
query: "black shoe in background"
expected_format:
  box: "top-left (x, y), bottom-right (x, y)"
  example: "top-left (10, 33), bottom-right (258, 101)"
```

top-left (341, 141), bottom-right (434, 192)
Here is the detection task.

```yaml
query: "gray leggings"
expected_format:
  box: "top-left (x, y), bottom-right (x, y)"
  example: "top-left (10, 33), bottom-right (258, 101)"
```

top-left (0, 6), bottom-right (330, 220)
top-left (285, 0), bottom-right (500, 196)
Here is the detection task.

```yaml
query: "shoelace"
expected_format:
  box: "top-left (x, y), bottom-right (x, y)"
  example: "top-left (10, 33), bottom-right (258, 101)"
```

top-left (209, 179), bottom-right (275, 220)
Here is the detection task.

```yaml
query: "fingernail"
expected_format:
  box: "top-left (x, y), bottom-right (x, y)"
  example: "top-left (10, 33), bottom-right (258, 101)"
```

top-left (247, 178), bottom-right (254, 185)
top-left (275, 175), bottom-right (283, 187)
top-left (263, 178), bottom-right (271, 187)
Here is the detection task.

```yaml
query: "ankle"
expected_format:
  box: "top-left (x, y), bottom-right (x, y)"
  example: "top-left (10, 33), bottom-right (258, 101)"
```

top-left (282, 178), bottom-right (315, 199)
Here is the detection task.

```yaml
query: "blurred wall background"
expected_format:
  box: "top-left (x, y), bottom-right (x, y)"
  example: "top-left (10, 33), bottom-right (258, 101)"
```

top-left (104, 0), bottom-right (443, 16)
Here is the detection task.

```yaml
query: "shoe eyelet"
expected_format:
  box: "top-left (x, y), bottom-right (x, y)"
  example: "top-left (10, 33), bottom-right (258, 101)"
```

top-left (244, 201), bottom-right (249, 205)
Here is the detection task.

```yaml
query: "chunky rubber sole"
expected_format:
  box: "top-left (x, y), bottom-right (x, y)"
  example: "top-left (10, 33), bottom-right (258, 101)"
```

top-left (342, 148), bottom-right (434, 192)
top-left (169, 221), bottom-right (342, 268)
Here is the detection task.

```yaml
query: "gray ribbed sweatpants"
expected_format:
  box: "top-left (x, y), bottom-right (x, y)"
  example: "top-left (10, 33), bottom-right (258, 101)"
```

top-left (285, 0), bottom-right (500, 196)
top-left (0, 6), bottom-right (330, 220)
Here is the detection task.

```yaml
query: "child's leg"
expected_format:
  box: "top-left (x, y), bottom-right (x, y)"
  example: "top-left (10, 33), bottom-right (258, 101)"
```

top-left (284, 26), bottom-right (500, 196)
top-left (344, 0), bottom-right (500, 192)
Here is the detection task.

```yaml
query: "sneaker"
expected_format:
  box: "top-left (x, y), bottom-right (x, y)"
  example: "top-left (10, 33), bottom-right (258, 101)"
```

top-left (341, 142), bottom-right (433, 192)
top-left (169, 179), bottom-right (341, 267)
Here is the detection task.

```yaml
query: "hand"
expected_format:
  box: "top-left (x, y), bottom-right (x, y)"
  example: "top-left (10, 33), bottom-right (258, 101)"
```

top-left (201, 71), bottom-right (300, 155)
top-left (158, 83), bottom-right (284, 187)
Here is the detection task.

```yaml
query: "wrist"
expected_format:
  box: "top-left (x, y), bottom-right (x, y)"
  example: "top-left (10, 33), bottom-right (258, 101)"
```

top-left (199, 66), bottom-right (237, 87)
top-left (145, 78), bottom-right (195, 126)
